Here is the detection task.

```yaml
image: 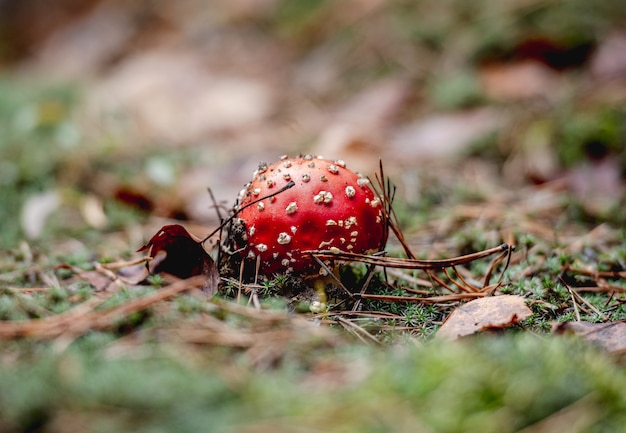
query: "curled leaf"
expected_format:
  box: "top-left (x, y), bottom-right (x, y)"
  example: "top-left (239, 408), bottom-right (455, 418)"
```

top-left (139, 224), bottom-right (218, 294)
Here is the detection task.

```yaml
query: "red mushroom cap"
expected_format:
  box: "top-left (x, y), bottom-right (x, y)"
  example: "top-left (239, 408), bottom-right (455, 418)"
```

top-left (234, 155), bottom-right (388, 275)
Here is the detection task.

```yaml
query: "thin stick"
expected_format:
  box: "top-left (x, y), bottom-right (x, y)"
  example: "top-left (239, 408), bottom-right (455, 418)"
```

top-left (308, 243), bottom-right (510, 270)
top-left (334, 316), bottom-right (382, 345)
top-left (427, 270), bottom-right (458, 293)
top-left (451, 266), bottom-right (482, 292)
top-left (207, 187), bottom-right (225, 222)
top-left (310, 255), bottom-right (354, 300)
top-left (562, 278), bottom-right (581, 322)
top-left (442, 267), bottom-right (473, 293)
top-left (201, 180), bottom-right (295, 245)
top-left (355, 292), bottom-right (485, 304)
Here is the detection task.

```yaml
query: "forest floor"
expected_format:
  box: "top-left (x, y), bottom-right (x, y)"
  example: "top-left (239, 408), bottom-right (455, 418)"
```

top-left (1, 1), bottom-right (626, 432)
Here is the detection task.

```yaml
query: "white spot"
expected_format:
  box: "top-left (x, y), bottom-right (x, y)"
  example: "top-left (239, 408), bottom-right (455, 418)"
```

top-left (340, 237), bottom-right (346, 244)
top-left (252, 188), bottom-right (261, 196)
top-left (286, 202), bottom-right (298, 214)
top-left (247, 251), bottom-right (256, 259)
top-left (270, 196), bottom-right (276, 203)
top-left (272, 252), bottom-right (279, 259)
top-left (370, 197), bottom-right (381, 208)
top-left (335, 160), bottom-right (346, 168)
top-left (308, 162), bottom-right (316, 168)
top-left (281, 258), bottom-right (290, 267)
top-left (314, 191), bottom-right (333, 204)
top-left (290, 226), bottom-right (297, 234)
top-left (283, 173), bottom-right (292, 181)
top-left (249, 225), bottom-right (256, 236)
top-left (257, 202), bottom-right (265, 211)
top-left (327, 164), bottom-right (339, 174)
top-left (320, 175), bottom-right (328, 182)
top-left (357, 178), bottom-right (370, 188)
top-left (302, 174), bottom-right (311, 183)
top-left (303, 154), bottom-right (313, 160)
top-left (277, 232), bottom-right (292, 245)
top-left (283, 160), bottom-right (292, 168)
top-left (329, 246), bottom-right (341, 254)
top-left (344, 216), bottom-right (357, 229)
top-left (350, 238), bottom-right (357, 243)
top-left (256, 243), bottom-right (268, 252)
top-left (267, 179), bottom-right (275, 188)
top-left (318, 239), bottom-right (334, 249)
top-left (326, 219), bottom-right (337, 226)
top-left (345, 186), bottom-right (356, 198)
top-left (347, 245), bottom-right (354, 250)
top-left (280, 155), bottom-right (288, 160)
top-left (350, 231), bottom-right (359, 237)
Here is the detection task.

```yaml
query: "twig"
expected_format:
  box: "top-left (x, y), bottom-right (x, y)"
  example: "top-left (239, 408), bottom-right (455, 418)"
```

top-left (355, 292), bottom-right (486, 304)
top-left (0, 276), bottom-right (206, 340)
top-left (309, 243), bottom-right (510, 270)
top-left (563, 278), bottom-right (582, 322)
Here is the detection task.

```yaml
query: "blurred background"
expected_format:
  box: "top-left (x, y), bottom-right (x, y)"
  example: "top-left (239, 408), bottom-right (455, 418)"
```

top-left (1, 0), bottom-right (625, 252)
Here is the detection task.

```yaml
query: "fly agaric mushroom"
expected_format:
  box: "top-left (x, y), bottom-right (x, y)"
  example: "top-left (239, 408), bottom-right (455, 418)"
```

top-left (231, 155), bottom-right (388, 281)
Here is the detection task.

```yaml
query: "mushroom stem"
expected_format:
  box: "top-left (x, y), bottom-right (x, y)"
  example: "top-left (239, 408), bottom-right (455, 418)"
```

top-left (307, 278), bottom-right (330, 313)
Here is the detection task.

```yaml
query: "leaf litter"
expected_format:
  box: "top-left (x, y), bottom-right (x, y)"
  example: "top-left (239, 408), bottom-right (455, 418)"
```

top-left (1, 0), bottom-right (625, 374)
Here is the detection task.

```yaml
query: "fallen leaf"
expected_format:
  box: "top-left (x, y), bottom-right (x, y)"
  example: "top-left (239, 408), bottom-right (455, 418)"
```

top-left (89, 50), bottom-right (276, 143)
top-left (590, 31), bottom-right (626, 80)
top-left (389, 108), bottom-right (503, 165)
top-left (479, 60), bottom-right (560, 101)
top-left (138, 224), bottom-right (219, 294)
top-left (552, 320), bottom-right (626, 354)
top-left (437, 295), bottom-right (532, 340)
top-left (565, 156), bottom-right (623, 216)
top-left (115, 263), bottom-right (150, 286)
top-left (20, 190), bottom-right (61, 240)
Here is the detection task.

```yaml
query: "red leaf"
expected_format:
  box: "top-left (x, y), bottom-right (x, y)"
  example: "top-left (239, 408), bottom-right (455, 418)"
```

top-left (139, 224), bottom-right (218, 294)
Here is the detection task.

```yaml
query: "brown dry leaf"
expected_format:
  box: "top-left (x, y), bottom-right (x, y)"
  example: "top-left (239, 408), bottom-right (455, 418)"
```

top-left (115, 263), bottom-right (150, 286)
top-left (552, 321), bottom-right (626, 354)
top-left (565, 157), bottom-right (624, 216)
top-left (58, 266), bottom-right (119, 292)
top-left (314, 78), bottom-right (411, 172)
top-left (479, 60), bottom-right (560, 101)
top-left (20, 190), bottom-right (61, 240)
top-left (89, 50), bottom-right (276, 144)
top-left (590, 31), bottom-right (626, 80)
top-left (437, 295), bottom-right (532, 340)
top-left (139, 224), bottom-right (219, 294)
top-left (389, 108), bottom-right (503, 166)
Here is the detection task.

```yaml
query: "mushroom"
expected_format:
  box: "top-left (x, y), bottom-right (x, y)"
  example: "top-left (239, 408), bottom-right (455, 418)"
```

top-left (231, 155), bottom-right (388, 309)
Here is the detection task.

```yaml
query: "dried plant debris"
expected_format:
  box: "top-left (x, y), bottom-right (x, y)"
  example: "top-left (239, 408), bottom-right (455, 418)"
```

top-left (553, 320), bottom-right (626, 355)
top-left (0, 276), bottom-right (207, 340)
top-left (437, 295), bottom-right (532, 340)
